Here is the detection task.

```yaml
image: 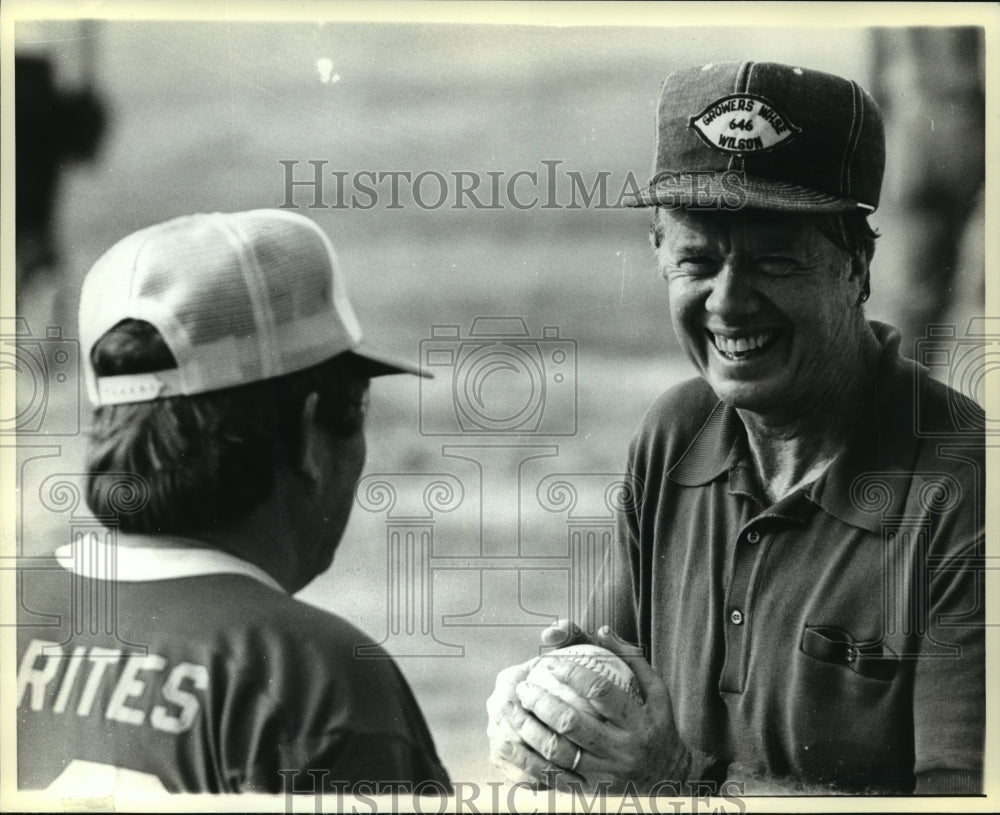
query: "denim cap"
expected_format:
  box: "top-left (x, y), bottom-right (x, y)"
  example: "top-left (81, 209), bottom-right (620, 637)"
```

top-left (80, 209), bottom-right (425, 407)
top-left (627, 61), bottom-right (885, 213)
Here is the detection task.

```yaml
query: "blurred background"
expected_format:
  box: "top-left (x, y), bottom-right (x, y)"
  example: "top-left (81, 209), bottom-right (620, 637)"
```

top-left (10, 17), bottom-right (987, 786)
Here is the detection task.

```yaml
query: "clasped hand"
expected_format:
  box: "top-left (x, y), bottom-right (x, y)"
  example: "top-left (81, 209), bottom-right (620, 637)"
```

top-left (486, 622), bottom-right (690, 794)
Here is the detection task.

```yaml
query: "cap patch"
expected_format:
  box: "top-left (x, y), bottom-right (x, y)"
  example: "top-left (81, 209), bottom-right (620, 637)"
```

top-left (689, 94), bottom-right (800, 155)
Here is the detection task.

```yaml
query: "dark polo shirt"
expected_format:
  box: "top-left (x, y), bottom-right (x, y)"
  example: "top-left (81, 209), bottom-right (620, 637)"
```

top-left (605, 323), bottom-right (984, 793)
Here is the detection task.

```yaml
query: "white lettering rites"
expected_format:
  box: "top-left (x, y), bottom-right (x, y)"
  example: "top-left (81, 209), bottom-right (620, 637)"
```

top-left (17, 639), bottom-right (208, 734)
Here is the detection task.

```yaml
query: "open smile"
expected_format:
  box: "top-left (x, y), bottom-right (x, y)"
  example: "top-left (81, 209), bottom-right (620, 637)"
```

top-left (707, 329), bottom-right (781, 361)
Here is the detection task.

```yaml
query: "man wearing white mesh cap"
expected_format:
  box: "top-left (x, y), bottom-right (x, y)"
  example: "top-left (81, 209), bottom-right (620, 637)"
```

top-left (16, 210), bottom-right (450, 794)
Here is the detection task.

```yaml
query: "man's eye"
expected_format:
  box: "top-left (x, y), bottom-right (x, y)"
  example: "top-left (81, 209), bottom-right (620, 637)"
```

top-left (679, 256), bottom-right (716, 269)
top-left (753, 256), bottom-right (796, 274)
top-left (663, 256), bottom-right (718, 281)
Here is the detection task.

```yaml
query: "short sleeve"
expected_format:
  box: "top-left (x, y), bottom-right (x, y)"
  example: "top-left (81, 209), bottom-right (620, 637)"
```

top-left (912, 534), bottom-right (985, 789)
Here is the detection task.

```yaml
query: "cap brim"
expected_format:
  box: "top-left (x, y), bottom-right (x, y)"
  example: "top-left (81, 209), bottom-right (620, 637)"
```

top-left (345, 345), bottom-right (430, 378)
top-left (624, 174), bottom-right (870, 214)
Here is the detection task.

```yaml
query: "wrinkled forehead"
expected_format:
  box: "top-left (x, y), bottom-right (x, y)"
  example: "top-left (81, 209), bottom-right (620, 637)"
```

top-left (656, 207), bottom-right (831, 249)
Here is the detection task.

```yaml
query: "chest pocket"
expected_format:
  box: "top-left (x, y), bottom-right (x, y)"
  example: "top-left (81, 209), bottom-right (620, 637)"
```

top-left (801, 625), bottom-right (899, 682)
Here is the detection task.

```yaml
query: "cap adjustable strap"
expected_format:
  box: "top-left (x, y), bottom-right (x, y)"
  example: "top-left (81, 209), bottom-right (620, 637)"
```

top-left (96, 370), bottom-right (184, 405)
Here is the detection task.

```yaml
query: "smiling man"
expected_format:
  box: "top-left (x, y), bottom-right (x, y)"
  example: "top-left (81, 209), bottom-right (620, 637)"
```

top-left (488, 62), bottom-right (985, 795)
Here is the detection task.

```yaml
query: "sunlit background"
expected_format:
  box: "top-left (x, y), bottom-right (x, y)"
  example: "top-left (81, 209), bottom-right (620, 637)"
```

top-left (11, 16), bottom-right (987, 785)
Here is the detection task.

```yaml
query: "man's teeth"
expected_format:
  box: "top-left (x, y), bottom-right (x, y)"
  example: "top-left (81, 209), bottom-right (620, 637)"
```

top-left (712, 331), bottom-right (775, 356)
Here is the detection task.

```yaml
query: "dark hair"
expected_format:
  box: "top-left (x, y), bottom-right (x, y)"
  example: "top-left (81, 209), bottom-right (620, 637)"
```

top-left (649, 208), bottom-right (879, 299)
top-left (814, 211), bottom-right (879, 302)
top-left (85, 319), bottom-right (369, 534)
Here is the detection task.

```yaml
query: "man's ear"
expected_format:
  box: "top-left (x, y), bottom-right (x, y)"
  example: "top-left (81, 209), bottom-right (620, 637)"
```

top-left (849, 251), bottom-right (871, 305)
top-left (650, 218), bottom-right (663, 251)
top-left (296, 391), bottom-right (324, 492)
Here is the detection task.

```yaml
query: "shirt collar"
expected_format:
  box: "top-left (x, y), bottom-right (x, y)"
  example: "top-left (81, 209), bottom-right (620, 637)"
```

top-left (666, 399), bottom-right (743, 486)
top-left (666, 322), bottom-right (924, 534)
top-left (808, 323), bottom-right (924, 534)
top-left (55, 534), bottom-right (287, 593)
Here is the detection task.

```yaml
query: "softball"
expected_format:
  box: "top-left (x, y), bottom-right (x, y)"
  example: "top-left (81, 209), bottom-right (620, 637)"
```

top-left (527, 643), bottom-right (644, 719)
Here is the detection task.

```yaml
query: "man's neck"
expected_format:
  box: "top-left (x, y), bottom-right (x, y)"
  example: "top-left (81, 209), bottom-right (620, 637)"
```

top-left (738, 323), bottom-right (880, 504)
top-left (112, 492), bottom-right (314, 594)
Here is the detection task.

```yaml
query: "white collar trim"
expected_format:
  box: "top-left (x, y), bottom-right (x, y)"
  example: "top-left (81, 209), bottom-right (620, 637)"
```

top-left (55, 535), bottom-right (286, 594)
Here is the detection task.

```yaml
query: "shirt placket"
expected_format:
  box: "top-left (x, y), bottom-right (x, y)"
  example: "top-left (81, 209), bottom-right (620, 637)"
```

top-left (719, 472), bottom-right (809, 694)
top-left (719, 521), bottom-right (764, 694)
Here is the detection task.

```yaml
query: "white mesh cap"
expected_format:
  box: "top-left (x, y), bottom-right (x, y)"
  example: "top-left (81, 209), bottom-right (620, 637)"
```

top-left (80, 209), bottom-right (423, 406)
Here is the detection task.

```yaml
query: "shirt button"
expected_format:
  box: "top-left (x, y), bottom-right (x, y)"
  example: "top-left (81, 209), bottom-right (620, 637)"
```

top-left (730, 609), bottom-right (744, 625)
top-left (746, 530), bottom-right (761, 544)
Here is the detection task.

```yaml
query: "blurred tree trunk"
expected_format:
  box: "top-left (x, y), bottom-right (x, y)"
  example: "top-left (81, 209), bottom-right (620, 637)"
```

top-left (868, 28), bottom-right (985, 350)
